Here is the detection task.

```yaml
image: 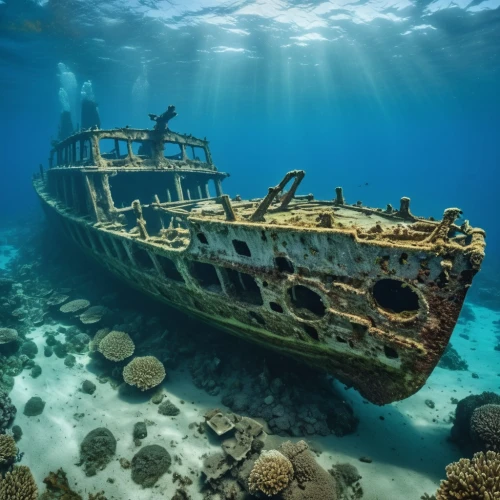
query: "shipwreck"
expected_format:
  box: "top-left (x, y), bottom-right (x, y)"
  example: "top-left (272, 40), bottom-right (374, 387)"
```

top-left (33, 104), bottom-right (486, 405)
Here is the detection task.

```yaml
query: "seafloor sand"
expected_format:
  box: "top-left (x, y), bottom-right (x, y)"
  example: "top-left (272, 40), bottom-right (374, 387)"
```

top-left (7, 300), bottom-right (499, 500)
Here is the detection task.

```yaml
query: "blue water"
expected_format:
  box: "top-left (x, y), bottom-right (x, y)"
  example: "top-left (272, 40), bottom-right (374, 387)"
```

top-left (1, 1), bottom-right (500, 498)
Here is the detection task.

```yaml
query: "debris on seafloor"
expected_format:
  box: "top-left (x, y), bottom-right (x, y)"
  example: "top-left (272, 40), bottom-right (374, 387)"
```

top-left (201, 408), bottom-right (363, 499)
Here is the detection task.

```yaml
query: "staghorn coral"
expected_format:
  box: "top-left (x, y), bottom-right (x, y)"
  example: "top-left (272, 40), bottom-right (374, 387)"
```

top-left (248, 449), bottom-right (293, 496)
top-left (123, 356), bottom-right (166, 391)
top-left (97, 331), bottom-right (135, 362)
top-left (0, 465), bottom-right (38, 499)
top-left (89, 328), bottom-right (110, 353)
top-left (60, 299), bottom-right (90, 314)
top-left (0, 328), bottom-right (18, 344)
top-left (80, 306), bottom-right (107, 325)
top-left (470, 404), bottom-right (500, 451)
top-left (0, 433), bottom-right (17, 465)
top-left (436, 451), bottom-right (500, 499)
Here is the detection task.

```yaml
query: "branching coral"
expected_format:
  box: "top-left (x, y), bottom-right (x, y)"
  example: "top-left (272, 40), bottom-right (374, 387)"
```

top-left (89, 328), bottom-right (110, 353)
top-left (122, 356), bottom-right (165, 391)
top-left (436, 451), bottom-right (500, 499)
top-left (470, 404), bottom-right (500, 451)
top-left (0, 465), bottom-right (38, 499)
top-left (0, 433), bottom-right (17, 465)
top-left (248, 450), bottom-right (294, 497)
top-left (97, 331), bottom-right (135, 362)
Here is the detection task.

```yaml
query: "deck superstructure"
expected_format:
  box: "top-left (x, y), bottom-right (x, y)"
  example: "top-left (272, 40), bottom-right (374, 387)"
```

top-left (34, 106), bottom-right (486, 404)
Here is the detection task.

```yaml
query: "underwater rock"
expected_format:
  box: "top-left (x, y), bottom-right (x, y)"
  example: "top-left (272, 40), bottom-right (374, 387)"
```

top-left (30, 364), bottom-right (42, 378)
top-left (64, 354), bottom-right (76, 368)
top-left (133, 422), bottom-right (147, 440)
top-left (11, 425), bottom-right (22, 442)
top-left (131, 444), bottom-right (171, 487)
top-left (44, 346), bottom-right (53, 357)
top-left (80, 428), bottom-right (117, 476)
top-left (20, 340), bottom-right (38, 359)
top-left (0, 391), bottom-right (16, 431)
top-left (68, 333), bottom-right (91, 353)
top-left (53, 342), bottom-right (68, 359)
top-left (438, 343), bottom-right (468, 371)
top-left (81, 380), bottom-right (96, 395)
top-left (158, 399), bottom-right (180, 416)
top-left (451, 391), bottom-right (500, 453)
top-left (150, 391), bottom-right (164, 404)
top-left (23, 396), bottom-right (45, 417)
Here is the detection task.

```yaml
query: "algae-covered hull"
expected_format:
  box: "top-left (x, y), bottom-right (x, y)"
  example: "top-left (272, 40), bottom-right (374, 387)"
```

top-left (33, 115), bottom-right (485, 405)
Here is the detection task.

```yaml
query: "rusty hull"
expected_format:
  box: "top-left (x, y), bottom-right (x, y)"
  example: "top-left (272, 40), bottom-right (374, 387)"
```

top-left (34, 127), bottom-right (485, 405)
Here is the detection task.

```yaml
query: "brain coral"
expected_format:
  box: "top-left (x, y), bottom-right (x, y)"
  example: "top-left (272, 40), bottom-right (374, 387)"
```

top-left (80, 305), bottom-right (108, 325)
top-left (123, 356), bottom-right (166, 391)
top-left (451, 391), bottom-right (500, 452)
top-left (98, 331), bottom-right (135, 362)
top-left (248, 450), bottom-right (294, 497)
top-left (470, 404), bottom-right (500, 451)
top-left (0, 328), bottom-right (18, 344)
top-left (0, 465), bottom-right (38, 499)
top-left (59, 299), bottom-right (90, 314)
top-left (0, 434), bottom-right (17, 465)
top-left (436, 450), bottom-right (500, 499)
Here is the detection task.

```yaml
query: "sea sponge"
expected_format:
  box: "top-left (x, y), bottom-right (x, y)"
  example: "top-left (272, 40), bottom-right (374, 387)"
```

top-left (0, 433), bottom-right (17, 465)
top-left (89, 328), bottom-right (110, 353)
top-left (80, 305), bottom-right (108, 325)
top-left (0, 465), bottom-right (38, 499)
top-left (248, 450), bottom-right (294, 496)
top-left (0, 328), bottom-right (18, 344)
top-left (471, 404), bottom-right (500, 451)
top-left (98, 331), bottom-right (135, 362)
top-left (122, 356), bottom-right (166, 391)
top-left (436, 450), bottom-right (500, 499)
top-left (59, 299), bottom-right (90, 314)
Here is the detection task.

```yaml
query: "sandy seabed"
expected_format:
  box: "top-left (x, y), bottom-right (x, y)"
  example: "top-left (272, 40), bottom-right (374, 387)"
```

top-left (6, 300), bottom-right (499, 500)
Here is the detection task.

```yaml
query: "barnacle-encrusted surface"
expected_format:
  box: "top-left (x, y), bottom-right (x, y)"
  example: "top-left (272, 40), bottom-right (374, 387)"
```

top-left (0, 328), bottom-right (18, 344)
top-left (59, 299), bottom-right (90, 314)
top-left (248, 450), bottom-right (293, 496)
top-left (0, 433), bottom-right (17, 465)
top-left (80, 305), bottom-right (108, 325)
top-left (123, 356), bottom-right (166, 391)
top-left (436, 451), bottom-right (500, 499)
top-left (0, 465), bottom-right (38, 500)
top-left (98, 331), bottom-right (135, 362)
top-left (470, 404), bottom-right (500, 451)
